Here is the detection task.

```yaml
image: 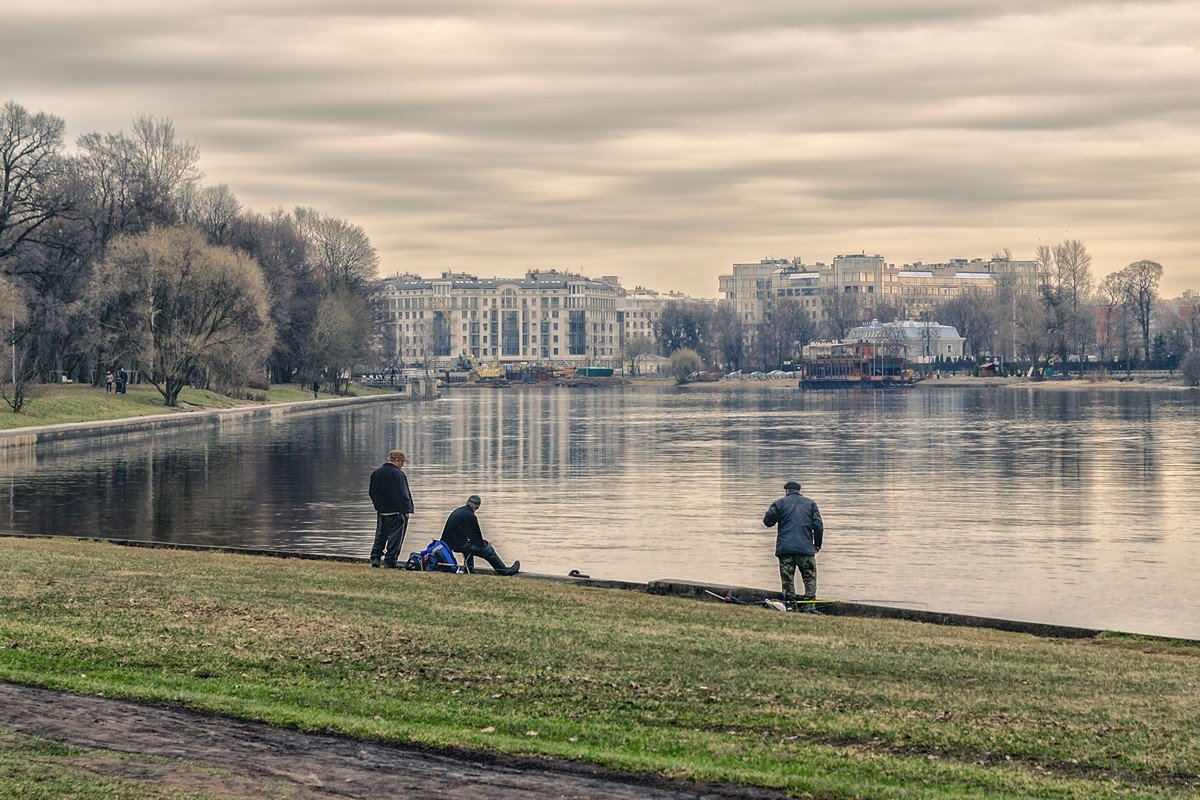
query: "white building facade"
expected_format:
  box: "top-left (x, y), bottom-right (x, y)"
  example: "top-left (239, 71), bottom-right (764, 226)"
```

top-left (377, 270), bottom-right (620, 368)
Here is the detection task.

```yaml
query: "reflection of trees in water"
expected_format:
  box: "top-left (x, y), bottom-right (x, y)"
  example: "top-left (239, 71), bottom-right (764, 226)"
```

top-left (2, 417), bottom-right (378, 548)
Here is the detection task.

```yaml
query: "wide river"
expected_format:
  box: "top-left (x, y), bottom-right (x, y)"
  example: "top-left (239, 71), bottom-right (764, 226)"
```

top-left (3, 384), bottom-right (1198, 639)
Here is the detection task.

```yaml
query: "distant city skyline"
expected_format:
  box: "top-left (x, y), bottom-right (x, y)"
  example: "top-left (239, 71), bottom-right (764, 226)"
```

top-left (9, 1), bottom-right (1199, 296)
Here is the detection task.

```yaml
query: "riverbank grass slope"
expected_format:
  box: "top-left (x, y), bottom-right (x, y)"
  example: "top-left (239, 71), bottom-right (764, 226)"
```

top-left (1, 538), bottom-right (1196, 799)
top-left (0, 383), bottom-right (389, 430)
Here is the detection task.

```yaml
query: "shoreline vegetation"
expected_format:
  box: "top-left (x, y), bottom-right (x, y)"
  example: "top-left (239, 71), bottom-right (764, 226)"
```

top-left (1, 538), bottom-right (1197, 799)
top-left (0, 382), bottom-right (393, 432)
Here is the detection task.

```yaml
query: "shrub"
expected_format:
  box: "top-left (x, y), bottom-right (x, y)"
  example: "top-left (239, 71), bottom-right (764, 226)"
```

top-left (1181, 351), bottom-right (1200, 387)
top-left (669, 348), bottom-right (703, 383)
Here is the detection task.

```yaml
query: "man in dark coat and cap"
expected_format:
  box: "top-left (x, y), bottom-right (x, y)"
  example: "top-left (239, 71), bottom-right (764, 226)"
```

top-left (763, 480), bottom-right (824, 603)
top-left (368, 449), bottom-right (414, 568)
top-left (440, 495), bottom-right (520, 575)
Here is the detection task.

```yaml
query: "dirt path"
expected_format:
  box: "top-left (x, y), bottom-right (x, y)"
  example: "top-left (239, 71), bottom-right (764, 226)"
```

top-left (0, 682), bottom-right (784, 799)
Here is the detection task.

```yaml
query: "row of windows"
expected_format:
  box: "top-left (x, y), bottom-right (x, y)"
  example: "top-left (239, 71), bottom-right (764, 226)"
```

top-left (392, 347), bottom-right (616, 358)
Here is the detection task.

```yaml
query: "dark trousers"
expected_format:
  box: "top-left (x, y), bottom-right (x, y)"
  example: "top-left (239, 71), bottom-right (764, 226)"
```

top-left (457, 542), bottom-right (508, 572)
top-left (371, 513), bottom-right (408, 566)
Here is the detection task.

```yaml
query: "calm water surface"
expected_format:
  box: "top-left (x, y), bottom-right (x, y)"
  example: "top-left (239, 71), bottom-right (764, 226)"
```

top-left (3, 385), bottom-right (1199, 639)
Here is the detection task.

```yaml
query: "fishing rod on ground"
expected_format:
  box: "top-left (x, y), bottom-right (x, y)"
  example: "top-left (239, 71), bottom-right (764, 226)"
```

top-left (702, 589), bottom-right (928, 611)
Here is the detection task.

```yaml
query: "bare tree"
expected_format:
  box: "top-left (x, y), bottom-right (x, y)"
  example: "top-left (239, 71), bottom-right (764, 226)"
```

top-left (710, 303), bottom-right (745, 371)
top-left (72, 116), bottom-right (202, 245)
top-left (0, 102), bottom-right (68, 263)
top-left (1120, 260), bottom-right (1163, 362)
top-left (936, 289), bottom-right (996, 358)
top-left (869, 297), bottom-right (905, 324)
top-left (1038, 239), bottom-right (1094, 373)
top-left (1097, 271), bottom-right (1127, 366)
top-left (820, 289), bottom-right (862, 341)
top-left (228, 209), bottom-right (316, 383)
top-left (292, 207), bottom-right (379, 290)
top-left (764, 298), bottom-right (819, 369)
top-left (180, 183), bottom-right (243, 245)
top-left (310, 288), bottom-right (375, 394)
top-left (1014, 287), bottom-right (1053, 375)
top-left (657, 301), bottom-right (714, 360)
top-left (621, 334), bottom-right (657, 375)
top-left (91, 227), bottom-right (273, 406)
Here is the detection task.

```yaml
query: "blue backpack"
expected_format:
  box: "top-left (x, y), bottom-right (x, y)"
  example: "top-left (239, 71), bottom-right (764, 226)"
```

top-left (404, 540), bottom-right (461, 572)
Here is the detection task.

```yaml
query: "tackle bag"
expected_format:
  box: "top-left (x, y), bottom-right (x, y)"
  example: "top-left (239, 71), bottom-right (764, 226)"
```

top-left (404, 540), bottom-right (460, 572)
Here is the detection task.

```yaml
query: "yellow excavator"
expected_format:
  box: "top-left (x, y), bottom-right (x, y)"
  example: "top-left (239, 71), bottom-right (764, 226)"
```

top-left (459, 347), bottom-right (504, 380)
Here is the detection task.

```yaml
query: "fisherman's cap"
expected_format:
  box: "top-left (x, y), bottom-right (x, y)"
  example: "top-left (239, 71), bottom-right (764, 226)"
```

top-left (467, 494), bottom-right (482, 506)
top-left (783, 480), bottom-right (802, 491)
top-left (389, 449), bottom-right (408, 462)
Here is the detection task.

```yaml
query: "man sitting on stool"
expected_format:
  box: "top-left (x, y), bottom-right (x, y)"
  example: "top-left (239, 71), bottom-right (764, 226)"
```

top-left (440, 495), bottom-right (520, 575)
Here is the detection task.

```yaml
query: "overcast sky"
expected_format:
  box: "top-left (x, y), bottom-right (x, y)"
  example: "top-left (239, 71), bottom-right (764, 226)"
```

top-left (6, 1), bottom-right (1199, 296)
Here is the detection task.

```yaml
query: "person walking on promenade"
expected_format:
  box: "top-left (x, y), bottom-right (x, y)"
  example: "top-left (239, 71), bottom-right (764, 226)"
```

top-left (763, 480), bottom-right (824, 604)
top-left (105, 371), bottom-right (114, 393)
top-left (440, 495), bottom-right (520, 575)
top-left (369, 449), bottom-right (414, 568)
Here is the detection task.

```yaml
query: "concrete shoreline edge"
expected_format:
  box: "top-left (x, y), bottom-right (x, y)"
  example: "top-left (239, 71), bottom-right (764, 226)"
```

top-left (5, 532), bottom-right (1192, 645)
top-left (0, 392), bottom-right (406, 450)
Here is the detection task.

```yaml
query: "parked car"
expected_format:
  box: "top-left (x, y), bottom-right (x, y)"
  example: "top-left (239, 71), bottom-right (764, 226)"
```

top-left (749, 371), bottom-right (767, 380)
top-left (767, 370), bottom-right (787, 378)
top-left (724, 370), bottom-right (743, 380)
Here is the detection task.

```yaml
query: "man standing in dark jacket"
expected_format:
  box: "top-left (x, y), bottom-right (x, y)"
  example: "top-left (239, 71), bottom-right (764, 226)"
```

top-left (369, 449), bottom-right (414, 568)
top-left (440, 495), bottom-right (520, 575)
top-left (763, 480), bottom-right (824, 602)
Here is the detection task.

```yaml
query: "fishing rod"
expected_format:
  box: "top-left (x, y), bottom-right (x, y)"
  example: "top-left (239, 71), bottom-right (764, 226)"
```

top-left (703, 589), bottom-right (928, 610)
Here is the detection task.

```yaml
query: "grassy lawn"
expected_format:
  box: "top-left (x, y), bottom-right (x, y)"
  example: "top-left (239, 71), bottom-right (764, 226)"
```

top-left (0, 539), bottom-right (1196, 798)
top-left (0, 382), bottom-right (391, 430)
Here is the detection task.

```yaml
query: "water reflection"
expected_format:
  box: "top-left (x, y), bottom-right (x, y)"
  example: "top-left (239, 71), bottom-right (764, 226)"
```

top-left (2, 385), bottom-right (1198, 639)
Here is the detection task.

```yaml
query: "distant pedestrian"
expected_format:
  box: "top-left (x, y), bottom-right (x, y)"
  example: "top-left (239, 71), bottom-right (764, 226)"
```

top-left (440, 495), bottom-right (520, 575)
top-left (104, 372), bottom-right (114, 394)
top-left (369, 449), bottom-right (414, 568)
top-left (312, 380), bottom-right (320, 399)
top-left (763, 480), bottom-right (824, 604)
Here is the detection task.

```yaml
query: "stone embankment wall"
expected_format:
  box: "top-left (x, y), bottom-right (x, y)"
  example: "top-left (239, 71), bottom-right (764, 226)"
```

top-left (0, 393), bottom-right (407, 451)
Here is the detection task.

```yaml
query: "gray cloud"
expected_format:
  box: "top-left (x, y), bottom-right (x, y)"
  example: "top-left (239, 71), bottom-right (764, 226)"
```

top-left (5, 0), bottom-right (1199, 294)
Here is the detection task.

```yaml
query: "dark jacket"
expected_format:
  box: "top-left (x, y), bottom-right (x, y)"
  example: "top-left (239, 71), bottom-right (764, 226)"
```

top-left (441, 504), bottom-right (484, 551)
top-left (763, 492), bottom-right (824, 557)
top-left (369, 463), bottom-right (414, 514)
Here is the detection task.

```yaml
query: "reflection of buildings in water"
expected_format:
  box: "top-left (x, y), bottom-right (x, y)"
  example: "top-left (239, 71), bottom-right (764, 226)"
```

top-left (429, 390), bottom-right (630, 488)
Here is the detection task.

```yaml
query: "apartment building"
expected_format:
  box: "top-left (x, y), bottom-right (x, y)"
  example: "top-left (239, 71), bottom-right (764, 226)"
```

top-left (614, 284), bottom-right (690, 348)
top-left (377, 269), bottom-right (619, 367)
top-left (718, 254), bottom-right (1038, 327)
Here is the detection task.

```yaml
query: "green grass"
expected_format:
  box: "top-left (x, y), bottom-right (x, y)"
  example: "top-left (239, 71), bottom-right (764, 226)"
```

top-left (1, 538), bottom-right (1197, 799)
top-left (0, 383), bottom-right (390, 430)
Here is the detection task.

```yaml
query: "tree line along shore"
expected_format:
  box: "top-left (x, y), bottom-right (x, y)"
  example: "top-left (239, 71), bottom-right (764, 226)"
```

top-left (1, 100), bottom-right (383, 417)
top-left (5, 99), bottom-right (1200, 424)
top-left (0, 537), bottom-right (1196, 799)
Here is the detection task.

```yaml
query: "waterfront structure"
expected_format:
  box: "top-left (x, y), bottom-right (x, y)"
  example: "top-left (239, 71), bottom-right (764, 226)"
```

top-left (843, 319), bottom-right (965, 361)
top-left (377, 270), bottom-right (619, 368)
